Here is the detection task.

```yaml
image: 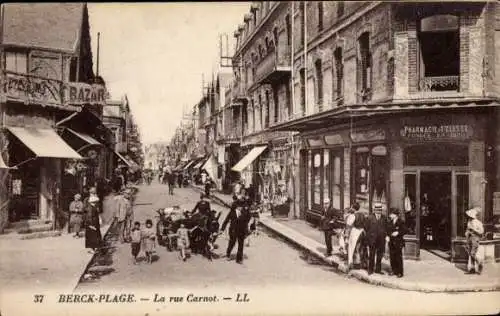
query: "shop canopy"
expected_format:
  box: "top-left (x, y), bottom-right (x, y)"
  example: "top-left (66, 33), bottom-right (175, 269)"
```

top-left (114, 151), bottom-right (136, 169)
top-left (231, 146), bottom-right (267, 173)
top-left (192, 156), bottom-right (208, 170)
top-left (183, 160), bottom-right (196, 170)
top-left (65, 128), bottom-right (102, 152)
top-left (201, 154), bottom-right (216, 180)
top-left (7, 127), bottom-right (82, 159)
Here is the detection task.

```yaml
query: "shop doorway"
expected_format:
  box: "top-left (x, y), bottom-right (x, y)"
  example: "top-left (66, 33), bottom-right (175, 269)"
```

top-left (420, 171), bottom-right (452, 258)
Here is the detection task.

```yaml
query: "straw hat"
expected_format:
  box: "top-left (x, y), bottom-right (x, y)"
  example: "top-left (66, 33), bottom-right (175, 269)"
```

top-left (323, 197), bottom-right (330, 205)
top-left (89, 195), bottom-right (100, 203)
top-left (465, 207), bottom-right (480, 219)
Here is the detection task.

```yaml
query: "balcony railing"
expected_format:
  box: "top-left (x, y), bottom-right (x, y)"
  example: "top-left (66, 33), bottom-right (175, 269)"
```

top-left (254, 46), bottom-right (292, 85)
top-left (1, 70), bottom-right (108, 109)
top-left (419, 75), bottom-right (459, 92)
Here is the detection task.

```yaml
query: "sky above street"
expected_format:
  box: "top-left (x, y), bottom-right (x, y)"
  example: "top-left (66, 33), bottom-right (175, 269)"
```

top-left (87, 3), bottom-right (250, 145)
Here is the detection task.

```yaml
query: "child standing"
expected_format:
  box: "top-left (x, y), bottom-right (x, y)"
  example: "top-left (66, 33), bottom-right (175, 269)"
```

top-left (69, 193), bottom-right (84, 237)
top-left (142, 219), bottom-right (156, 264)
top-left (130, 221), bottom-right (142, 264)
top-left (177, 222), bottom-right (190, 261)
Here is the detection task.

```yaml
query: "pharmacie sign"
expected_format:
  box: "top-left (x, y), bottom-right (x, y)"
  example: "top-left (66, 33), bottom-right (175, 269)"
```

top-left (400, 124), bottom-right (473, 141)
top-left (2, 72), bottom-right (107, 107)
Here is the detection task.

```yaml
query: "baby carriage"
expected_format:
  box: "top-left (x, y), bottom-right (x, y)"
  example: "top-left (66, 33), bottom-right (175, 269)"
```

top-left (156, 206), bottom-right (185, 251)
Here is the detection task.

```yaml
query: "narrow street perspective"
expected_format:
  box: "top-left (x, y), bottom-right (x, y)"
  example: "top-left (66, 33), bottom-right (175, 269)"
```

top-left (1, 2), bottom-right (500, 316)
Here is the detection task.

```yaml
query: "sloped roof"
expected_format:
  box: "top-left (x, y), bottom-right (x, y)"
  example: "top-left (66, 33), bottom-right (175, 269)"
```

top-left (2, 3), bottom-right (85, 52)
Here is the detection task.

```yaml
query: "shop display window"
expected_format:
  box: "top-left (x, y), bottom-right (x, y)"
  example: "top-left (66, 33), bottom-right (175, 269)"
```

top-left (353, 145), bottom-right (388, 213)
top-left (331, 154), bottom-right (342, 210)
top-left (307, 151), bottom-right (312, 210)
top-left (312, 151), bottom-right (322, 206)
top-left (323, 150), bottom-right (329, 207)
top-left (404, 173), bottom-right (417, 235)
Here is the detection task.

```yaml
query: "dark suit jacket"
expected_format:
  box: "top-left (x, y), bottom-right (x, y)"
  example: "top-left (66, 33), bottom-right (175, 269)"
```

top-left (365, 213), bottom-right (387, 246)
top-left (387, 217), bottom-right (406, 248)
top-left (221, 201), bottom-right (251, 236)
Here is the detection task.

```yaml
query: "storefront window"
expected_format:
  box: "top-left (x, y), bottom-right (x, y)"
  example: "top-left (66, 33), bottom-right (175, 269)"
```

top-left (332, 154), bottom-right (342, 210)
top-left (404, 173), bottom-right (417, 235)
top-left (323, 149), bottom-right (329, 208)
top-left (456, 174), bottom-right (469, 237)
top-left (313, 151), bottom-right (321, 206)
top-left (307, 151), bottom-right (312, 210)
top-left (353, 145), bottom-right (388, 213)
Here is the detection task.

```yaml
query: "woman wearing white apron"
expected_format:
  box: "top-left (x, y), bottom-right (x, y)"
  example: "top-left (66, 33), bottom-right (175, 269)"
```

top-left (345, 203), bottom-right (363, 270)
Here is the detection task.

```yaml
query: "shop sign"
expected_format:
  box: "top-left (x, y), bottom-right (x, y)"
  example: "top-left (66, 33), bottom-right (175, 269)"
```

top-left (1, 72), bottom-right (108, 107)
top-left (324, 134), bottom-right (343, 145)
top-left (400, 124), bottom-right (473, 141)
top-left (350, 129), bottom-right (386, 143)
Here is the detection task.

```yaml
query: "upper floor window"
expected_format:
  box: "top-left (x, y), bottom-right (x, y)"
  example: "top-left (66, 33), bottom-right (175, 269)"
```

top-left (299, 68), bottom-right (306, 113)
top-left (285, 15), bottom-right (291, 46)
top-left (337, 2), bottom-right (344, 18)
top-left (5, 51), bottom-right (28, 74)
top-left (417, 15), bottom-right (460, 92)
top-left (315, 59), bottom-right (323, 108)
top-left (318, 2), bottom-right (324, 32)
top-left (334, 47), bottom-right (344, 102)
top-left (357, 32), bottom-right (372, 101)
top-left (300, 2), bottom-right (305, 45)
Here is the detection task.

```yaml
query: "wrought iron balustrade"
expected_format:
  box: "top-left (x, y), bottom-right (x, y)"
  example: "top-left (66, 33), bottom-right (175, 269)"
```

top-left (419, 75), bottom-right (459, 92)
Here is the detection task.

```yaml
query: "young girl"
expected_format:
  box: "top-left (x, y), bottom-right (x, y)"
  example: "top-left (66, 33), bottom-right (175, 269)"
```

top-left (176, 222), bottom-right (191, 261)
top-left (130, 221), bottom-right (142, 264)
top-left (142, 219), bottom-right (156, 264)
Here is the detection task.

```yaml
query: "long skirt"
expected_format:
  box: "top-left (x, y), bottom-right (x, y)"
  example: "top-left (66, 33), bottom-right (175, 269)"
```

top-left (85, 226), bottom-right (102, 249)
top-left (347, 227), bottom-right (364, 268)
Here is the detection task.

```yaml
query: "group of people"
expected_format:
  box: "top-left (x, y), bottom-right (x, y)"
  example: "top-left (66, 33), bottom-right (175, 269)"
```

top-left (320, 199), bottom-right (406, 277)
top-left (68, 186), bottom-right (104, 254)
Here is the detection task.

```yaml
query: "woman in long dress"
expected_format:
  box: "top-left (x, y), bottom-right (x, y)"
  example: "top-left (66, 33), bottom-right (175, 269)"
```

top-left (85, 195), bottom-right (102, 254)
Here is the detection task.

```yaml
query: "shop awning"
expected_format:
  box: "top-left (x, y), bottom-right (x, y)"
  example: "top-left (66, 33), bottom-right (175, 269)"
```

top-left (66, 128), bottom-right (101, 146)
top-left (231, 146), bottom-right (267, 172)
top-left (192, 157), bottom-right (207, 169)
top-left (114, 151), bottom-right (134, 168)
top-left (201, 154), bottom-right (216, 180)
top-left (7, 127), bottom-right (82, 159)
top-left (183, 160), bottom-right (195, 170)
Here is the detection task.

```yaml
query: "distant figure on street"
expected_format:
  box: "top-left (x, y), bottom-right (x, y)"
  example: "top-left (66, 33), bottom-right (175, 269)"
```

top-left (69, 193), bottom-right (84, 238)
top-left (191, 194), bottom-right (211, 217)
top-left (177, 172), bottom-right (183, 188)
top-left (387, 208), bottom-right (406, 278)
top-left (112, 168), bottom-right (124, 193)
top-left (365, 204), bottom-right (387, 275)
top-left (465, 207), bottom-right (484, 275)
top-left (204, 177), bottom-right (212, 197)
top-left (131, 221), bottom-right (142, 264)
top-left (221, 196), bottom-right (251, 264)
top-left (168, 172), bottom-right (176, 195)
top-left (85, 195), bottom-right (102, 254)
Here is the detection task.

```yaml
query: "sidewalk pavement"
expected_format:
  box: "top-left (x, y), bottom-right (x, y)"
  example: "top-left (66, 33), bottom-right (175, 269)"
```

top-left (0, 193), bottom-right (118, 294)
top-left (193, 185), bottom-right (500, 293)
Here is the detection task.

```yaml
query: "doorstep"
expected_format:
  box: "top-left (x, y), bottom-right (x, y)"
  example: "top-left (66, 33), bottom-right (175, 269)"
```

top-left (191, 185), bottom-right (500, 293)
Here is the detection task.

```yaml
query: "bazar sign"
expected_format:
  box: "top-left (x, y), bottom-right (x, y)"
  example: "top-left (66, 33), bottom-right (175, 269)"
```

top-left (2, 72), bottom-right (107, 106)
top-left (400, 124), bottom-right (473, 140)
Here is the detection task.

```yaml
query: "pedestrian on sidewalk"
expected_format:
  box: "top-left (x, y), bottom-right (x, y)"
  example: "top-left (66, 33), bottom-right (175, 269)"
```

top-left (85, 195), bottom-right (102, 254)
top-left (320, 198), bottom-right (337, 257)
top-left (345, 203), bottom-right (365, 270)
top-left (115, 190), bottom-right (133, 243)
top-left (168, 172), bottom-right (176, 195)
top-left (221, 196), bottom-right (251, 264)
top-left (465, 207), bottom-right (485, 275)
top-left (142, 219), bottom-right (156, 264)
top-left (387, 208), bottom-right (406, 278)
top-left (177, 222), bottom-right (191, 261)
top-left (365, 203), bottom-right (387, 275)
top-left (69, 193), bottom-right (84, 238)
top-left (131, 221), bottom-right (142, 264)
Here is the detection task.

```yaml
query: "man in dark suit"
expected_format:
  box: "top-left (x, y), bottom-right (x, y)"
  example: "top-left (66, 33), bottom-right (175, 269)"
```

top-left (320, 198), bottom-right (343, 257)
top-left (221, 196), bottom-right (251, 264)
top-left (365, 204), bottom-right (387, 275)
top-left (387, 208), bottom-right (406, 278)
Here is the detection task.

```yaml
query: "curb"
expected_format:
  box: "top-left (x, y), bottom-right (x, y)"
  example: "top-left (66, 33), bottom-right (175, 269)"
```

top-left (190, 185), bottom-right (500, 293)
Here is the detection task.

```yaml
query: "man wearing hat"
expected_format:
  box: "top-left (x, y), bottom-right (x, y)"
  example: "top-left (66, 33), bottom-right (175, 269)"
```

top-left (320, 197), bottom-right (342, 257)
top-left (365, 203), bottom-right (387, 275)
top-left (387, 208), bottom-right (406, 278)
top-left (115, 189), bottom-right (133, 243)
top-left (465, 207), bottom-right (484, 274)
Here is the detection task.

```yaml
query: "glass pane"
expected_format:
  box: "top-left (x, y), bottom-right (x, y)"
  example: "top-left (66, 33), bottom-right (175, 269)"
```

top-left (16, 54), bottom-right (27, 74)
top-left (404, 174), bottom-right (417, 235)
top-left (5, 52), bottom-right (17, 72)
top-left (372, 155), bottom-right (388, 213)
top-left (332, 155), bottom-right (341, 210)
top-left (404, 144), bottom-right (469, 166)
top-left (421, 15), bottom-right (458, 32)
top-left (456, 174), bottom-right (469, 238)
top-left (355, 150), bottom-right (370, 212)
top-left (313, 152), bottom-right (321, 205)
top-left (323, 150), bottom-right (329, 207)
top-left (307, 151), bottom-right (312, 210)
